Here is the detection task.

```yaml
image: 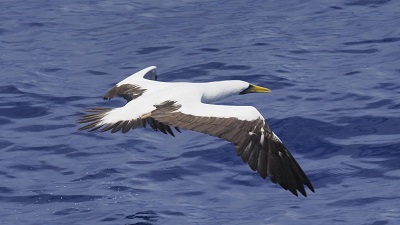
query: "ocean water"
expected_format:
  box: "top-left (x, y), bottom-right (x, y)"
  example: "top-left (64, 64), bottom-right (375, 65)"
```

top-left (1, 0), bottom-right (400, 224)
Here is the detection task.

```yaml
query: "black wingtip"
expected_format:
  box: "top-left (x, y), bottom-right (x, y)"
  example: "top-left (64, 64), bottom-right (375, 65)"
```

top-left (290, 189), bottom-right (299, 197)
top-left (298, 189), bottom-right (306, 197)
top-left (308, 184), bottom-right (315, 193)
top-left (164, 125), bottom-right (175, 137)
top-left (78, 107), bottom-right (112, 132)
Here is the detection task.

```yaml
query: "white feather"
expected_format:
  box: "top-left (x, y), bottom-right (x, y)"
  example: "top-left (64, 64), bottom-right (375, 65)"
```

top-left (101, 66), bottom-right (264, 123)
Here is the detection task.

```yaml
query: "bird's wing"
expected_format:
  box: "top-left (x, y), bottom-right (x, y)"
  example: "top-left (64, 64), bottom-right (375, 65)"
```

top-left (77, 105), bottom-right (180, 136)
top-left (103, 84), bottom-right (146, 102)
top-left (103, 66), bottom-right (157, 102)
top-left (150, 100), bottom-right (314, 197)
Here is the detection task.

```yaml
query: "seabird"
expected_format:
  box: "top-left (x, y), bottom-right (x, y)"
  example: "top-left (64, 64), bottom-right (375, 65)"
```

top-left (78, 66), bottom-right (314, 197)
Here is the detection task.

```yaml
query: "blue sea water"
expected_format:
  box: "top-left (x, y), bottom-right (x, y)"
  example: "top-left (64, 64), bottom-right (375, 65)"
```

top-left (1, 0), bottom-right (400, 224)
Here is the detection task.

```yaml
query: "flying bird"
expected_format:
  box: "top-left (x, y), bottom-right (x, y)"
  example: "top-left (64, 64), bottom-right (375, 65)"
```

top-left (78, 66), bottom-right (314, 197)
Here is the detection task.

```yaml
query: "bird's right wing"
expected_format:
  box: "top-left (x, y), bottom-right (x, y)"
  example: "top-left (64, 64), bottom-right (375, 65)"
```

top-left (150, 101), bottom-right (315, 197)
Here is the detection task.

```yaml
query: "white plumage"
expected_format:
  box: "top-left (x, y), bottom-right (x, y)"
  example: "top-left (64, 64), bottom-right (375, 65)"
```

top-left (102, 67), bottom-right (261, 124)
top-left (78, 66), bottom-right (314, 197)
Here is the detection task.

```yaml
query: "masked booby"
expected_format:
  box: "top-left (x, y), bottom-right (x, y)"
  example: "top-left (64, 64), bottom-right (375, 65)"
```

top-left (78, 66), bottom-right (314, 197)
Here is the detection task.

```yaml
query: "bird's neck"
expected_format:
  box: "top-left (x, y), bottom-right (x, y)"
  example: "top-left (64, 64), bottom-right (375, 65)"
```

top-left (200, 81), bottom-right (245, 103)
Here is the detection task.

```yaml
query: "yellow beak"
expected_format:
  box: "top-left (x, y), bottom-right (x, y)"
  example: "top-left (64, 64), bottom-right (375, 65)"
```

top-left (249, 84), bottom-right (271, 93)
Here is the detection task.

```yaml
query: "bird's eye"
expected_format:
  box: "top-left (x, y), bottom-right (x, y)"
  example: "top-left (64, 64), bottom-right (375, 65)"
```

top-left (239, 84), bottom-right (252, 95)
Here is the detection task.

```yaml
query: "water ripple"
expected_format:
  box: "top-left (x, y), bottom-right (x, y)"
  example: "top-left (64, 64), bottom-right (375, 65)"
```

top-left (0, 194), bottom-right (102, 204)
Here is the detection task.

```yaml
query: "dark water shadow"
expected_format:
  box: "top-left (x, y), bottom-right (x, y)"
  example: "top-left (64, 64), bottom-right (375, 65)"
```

top-left (125, 210), bottom-right (158, 225)
top-left (0, 103), bottom-right (49, 119)
top-left (137, 46), bottom-right (174, 55)
top-left (344, 37), bottom-right (400, 45)
top-left (72, 168), bottom-right (121, 181)
top-left (328, 196), bottom-right (400, 207)
top-left (345, 0), bottom-right (392, 7)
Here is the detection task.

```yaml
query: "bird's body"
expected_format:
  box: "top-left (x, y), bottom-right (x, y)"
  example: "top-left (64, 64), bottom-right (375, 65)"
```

top-left (79, 66), bottom-right (314, 197)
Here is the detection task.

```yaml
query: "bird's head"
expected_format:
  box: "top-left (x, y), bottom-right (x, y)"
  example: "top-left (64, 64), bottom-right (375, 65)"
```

top-left (200, 80), bottom-right (271, 103)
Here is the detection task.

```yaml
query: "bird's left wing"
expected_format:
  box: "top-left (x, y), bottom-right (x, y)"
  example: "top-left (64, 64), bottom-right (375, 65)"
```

top-left (103, 84), bottom-right (146, 102)
top-left (103, 66), bottom-right (157, 102)
top-left (150, 101), bottom-right (315, 197)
